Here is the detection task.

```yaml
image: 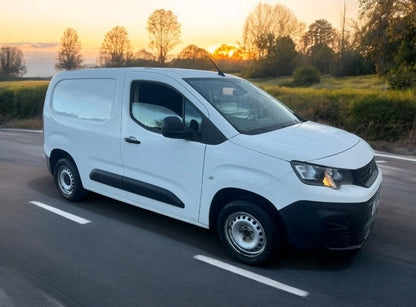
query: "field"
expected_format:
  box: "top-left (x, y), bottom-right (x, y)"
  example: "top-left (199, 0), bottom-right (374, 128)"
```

top-left (0, 80), bottom-right (49, 89)
top-left (1, 76), bottom-right (415, 154)
top-left (250, 74), bottom-right (390, 90)
top-left (251, 75), bottom-right (416, 154)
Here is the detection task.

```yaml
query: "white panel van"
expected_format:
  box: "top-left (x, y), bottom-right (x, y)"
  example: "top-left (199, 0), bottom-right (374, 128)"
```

top-left (43, 68), bottom-right (382, 264)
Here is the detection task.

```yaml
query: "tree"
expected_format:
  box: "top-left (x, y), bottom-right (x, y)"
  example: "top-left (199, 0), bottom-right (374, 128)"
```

top-left (126, 49), bottom-right (160, 67)
top-left (269, 36), bottom-right (298, 75)
top-left (210, 44), bottom-right (246, 73)
top-left (310, 44), bottom-right (335, 74)
top-left (330, 50), bottom-right (374, 77)
top-left (0, 46), bottom-right (27, 78)
top-left (358, 0), bottom-right (414, 75)
top-left (212, 44), bottom-right (244, 60)
top-left (243, 36), bottom-right (298, 77)
top-left (56, 27), bottom-right (83, 70)
top-left (339, 0), bottom-right (348, 57)
top-left (242, 3), bottom-right (305, 59)
top-left (356, 0), bottom-right (416, 87)
top-left (177, 44), bottom-right (210, 60)
top-left (99, 26), bottom-right (132, 67)
top-left (170, 45), bottom-right (211, 70)
top-left (136, 49), bottom-right (156, 61)
top-left (303, 19), bottom-right (337, 52)
top-left (147, 9), bottom-right (181, 65)
top-left (387, 9), bottom-right (416, 88)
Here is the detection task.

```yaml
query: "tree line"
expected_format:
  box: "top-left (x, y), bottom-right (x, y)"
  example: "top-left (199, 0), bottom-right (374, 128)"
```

top-left (1, 1), bottom-right (415, 89)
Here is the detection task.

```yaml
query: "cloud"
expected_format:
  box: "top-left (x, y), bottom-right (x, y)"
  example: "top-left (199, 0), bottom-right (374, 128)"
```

top-left (32, 42), bottom-right (59, 48)
top-left (0, 42), bottom-right (59, 49)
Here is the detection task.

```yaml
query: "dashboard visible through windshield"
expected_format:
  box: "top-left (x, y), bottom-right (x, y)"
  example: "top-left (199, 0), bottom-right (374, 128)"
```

top-left (185, 77), bottom-right (301, 134)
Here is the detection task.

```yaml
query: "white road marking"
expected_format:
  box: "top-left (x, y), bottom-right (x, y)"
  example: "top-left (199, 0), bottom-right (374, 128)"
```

top-left (0, 128), bottom-right (42, 133)
top-left (29, 201), bottom-right (91, 225)
top-left (375, 160), bottom-right (387, 164)
top-left (193, 255), bottom-right (309, 297)
top-left (375, 153), bottom-right (416, 162)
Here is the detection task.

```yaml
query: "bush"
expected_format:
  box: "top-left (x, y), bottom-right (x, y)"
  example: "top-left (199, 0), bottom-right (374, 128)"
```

top-left (293, 66), bottom-right (320, 87)
top-left (263, 86), bottom-right (416, 142)
top-left (387, 64), bottom-right (416, 89)
top-left (330, 51), bottom-right (375, 77)
top-left (347, 94), bottom-right (416, 141)
top-left (242, 60), bottom-right (270, 78)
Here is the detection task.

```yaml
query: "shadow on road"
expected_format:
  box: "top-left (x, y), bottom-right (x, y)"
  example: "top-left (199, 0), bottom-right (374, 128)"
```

top-left (27, 172), bottom-right (358, 272)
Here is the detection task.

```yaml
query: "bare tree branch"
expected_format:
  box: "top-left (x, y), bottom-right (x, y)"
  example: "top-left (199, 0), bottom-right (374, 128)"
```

top-left (56, 27), bottom-right (83, 70)
top-left (146, 9), bottom-right (181, 65)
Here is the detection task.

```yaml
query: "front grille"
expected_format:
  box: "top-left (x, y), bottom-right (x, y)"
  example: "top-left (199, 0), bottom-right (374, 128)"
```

top-left (353, 158), bottom-right (378, 187)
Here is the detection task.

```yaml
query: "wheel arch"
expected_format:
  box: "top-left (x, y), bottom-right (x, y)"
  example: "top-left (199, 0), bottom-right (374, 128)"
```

top-left (209, 188), bottom-right (287, 242)
top-left (49, 149), bottom-right (77, 174)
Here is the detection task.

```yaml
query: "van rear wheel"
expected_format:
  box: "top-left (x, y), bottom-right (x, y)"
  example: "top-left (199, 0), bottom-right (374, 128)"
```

top-left (54, 158), bottom-right (87, 201)
top-left (218, 201), bottom-right (279, 265)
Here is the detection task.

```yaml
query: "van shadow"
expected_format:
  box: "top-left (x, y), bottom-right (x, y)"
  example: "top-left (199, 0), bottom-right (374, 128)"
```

top-left (85, 193), bottom-right (357, 272)
top-left (28, 175), bottom-right (356, 272)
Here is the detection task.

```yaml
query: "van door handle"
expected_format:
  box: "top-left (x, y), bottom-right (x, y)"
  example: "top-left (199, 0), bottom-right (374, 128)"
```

top-left (124, 136), bottom-right (141, 144)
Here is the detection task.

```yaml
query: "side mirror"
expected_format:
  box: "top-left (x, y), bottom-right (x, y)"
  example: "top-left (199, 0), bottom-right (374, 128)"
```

top-left (162, 116), bottom-right (191, 139)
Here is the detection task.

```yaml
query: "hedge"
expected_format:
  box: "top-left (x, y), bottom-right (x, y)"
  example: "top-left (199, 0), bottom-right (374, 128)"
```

top-left (264, 86), bottom-right (416, 142)
top-left (0, 83), bottom-right (48, 121)
top-left (1, 81), bottom-right (415, 142)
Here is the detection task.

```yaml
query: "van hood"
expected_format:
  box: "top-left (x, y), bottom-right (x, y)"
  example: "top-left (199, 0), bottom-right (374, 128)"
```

top-left (230, 121), bottom-right (360, 163)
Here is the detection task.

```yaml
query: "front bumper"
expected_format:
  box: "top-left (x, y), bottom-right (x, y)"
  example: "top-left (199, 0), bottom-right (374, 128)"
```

top-left (279, 187), bottom-right (381, 250)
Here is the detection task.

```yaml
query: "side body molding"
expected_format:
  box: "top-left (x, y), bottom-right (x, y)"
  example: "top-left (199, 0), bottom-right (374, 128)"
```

top-left (90, 169), bottom-right (185, 208)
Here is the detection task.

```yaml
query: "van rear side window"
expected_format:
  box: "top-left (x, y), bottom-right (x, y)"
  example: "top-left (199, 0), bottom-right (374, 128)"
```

top-left (52, 79), bottom-right (115, 120)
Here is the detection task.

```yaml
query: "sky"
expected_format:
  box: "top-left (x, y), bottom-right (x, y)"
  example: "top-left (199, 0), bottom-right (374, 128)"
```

top-left (0, 0), bottom-right (359, 77)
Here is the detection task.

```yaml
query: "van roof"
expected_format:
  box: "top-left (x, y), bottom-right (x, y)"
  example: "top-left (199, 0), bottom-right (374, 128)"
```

top-left (53, 67), bottom-right (236, 79)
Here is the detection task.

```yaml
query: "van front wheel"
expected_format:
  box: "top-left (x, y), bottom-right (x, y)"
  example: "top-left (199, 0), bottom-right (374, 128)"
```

top-left (54, 158), bottom-right (87, 201)
top-left (218, 201), bottom-right (278, 265)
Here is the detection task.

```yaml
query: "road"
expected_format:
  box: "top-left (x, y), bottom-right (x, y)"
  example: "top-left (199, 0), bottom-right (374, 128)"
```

top-left (0, 129), bottom-right (415, 306)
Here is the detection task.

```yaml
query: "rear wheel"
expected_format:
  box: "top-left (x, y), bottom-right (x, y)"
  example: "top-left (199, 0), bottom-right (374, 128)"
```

top-left (218, 201), bottom-right (279, 265)
top-left (54, 158), bottom-right (87, 201)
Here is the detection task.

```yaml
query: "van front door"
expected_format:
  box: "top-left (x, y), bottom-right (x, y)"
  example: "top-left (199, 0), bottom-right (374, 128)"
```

top-left (120, 73), bottom-right (207, 222)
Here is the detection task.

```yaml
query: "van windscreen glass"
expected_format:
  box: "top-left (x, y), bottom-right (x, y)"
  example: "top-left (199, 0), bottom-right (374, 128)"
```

top-left (185, 78), bottom-right (300, 134)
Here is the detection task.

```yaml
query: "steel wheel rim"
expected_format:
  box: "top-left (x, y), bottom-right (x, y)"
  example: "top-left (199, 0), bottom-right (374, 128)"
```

top-left (58, 166), bottom-right (74, 196)
top-left (225, 211), bottom-right (266, 257)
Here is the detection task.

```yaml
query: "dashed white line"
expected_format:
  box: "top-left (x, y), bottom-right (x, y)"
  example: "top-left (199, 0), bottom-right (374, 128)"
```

top-left (29, 201), bottom-right (91, 225)
top-left (193, 254), bottom-right (309, 297)
top-left (375, 153), bottom-right (416, 162)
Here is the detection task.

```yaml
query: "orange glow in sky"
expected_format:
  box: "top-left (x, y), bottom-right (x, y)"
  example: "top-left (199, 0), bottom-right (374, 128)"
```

top-left (0, 0), bottom-right (359, 76)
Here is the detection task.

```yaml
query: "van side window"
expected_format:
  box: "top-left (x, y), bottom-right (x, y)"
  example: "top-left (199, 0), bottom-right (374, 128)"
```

top-left (53, 79), bottom-right (115, 121)
top-left (130, 81), bottom-right (203, 141)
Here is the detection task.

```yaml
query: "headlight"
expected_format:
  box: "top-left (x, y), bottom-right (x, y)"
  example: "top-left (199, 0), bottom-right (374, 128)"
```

top-left (291, 161), bottom-right (353, 189)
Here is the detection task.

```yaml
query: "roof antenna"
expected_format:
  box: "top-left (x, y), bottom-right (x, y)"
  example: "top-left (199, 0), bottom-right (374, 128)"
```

top-left (209, 57), bottom-right (225, 77)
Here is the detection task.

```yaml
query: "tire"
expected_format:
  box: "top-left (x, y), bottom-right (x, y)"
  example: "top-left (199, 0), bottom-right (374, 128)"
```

top-left (54, 158), bottom-right (87, 201)
top-left (218, 201), bottom-right (279, 265)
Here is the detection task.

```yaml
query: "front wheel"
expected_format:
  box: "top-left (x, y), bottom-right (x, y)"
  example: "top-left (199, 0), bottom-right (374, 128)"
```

top-left (54, 158), bottom-right (87, 201)
top-left (218, 201), bottom-right (279, 265)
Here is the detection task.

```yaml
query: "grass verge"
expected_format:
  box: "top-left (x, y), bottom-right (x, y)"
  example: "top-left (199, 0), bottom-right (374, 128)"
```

top-left (0, 118), bottom-right (43, 130)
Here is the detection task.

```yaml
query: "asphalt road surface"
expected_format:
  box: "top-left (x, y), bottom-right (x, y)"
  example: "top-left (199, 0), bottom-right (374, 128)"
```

top-left (0, 129), bottom-right (415, 306)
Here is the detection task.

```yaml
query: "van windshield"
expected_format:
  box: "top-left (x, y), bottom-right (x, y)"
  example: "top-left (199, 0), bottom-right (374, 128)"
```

top-left (185, 77), bottom-right (301, 134)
